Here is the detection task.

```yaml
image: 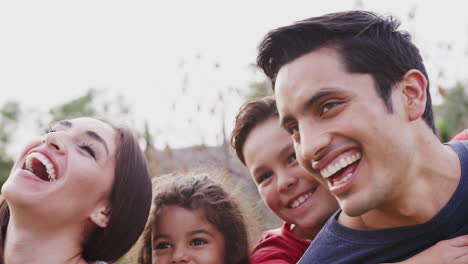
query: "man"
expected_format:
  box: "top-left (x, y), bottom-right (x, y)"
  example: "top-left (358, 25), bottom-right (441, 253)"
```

top-left (257, 10), bottom-right (468, 263)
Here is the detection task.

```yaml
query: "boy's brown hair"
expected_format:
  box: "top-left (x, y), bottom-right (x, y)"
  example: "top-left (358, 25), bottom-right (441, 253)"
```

top-left (230, 96), bottom-right (278, 165)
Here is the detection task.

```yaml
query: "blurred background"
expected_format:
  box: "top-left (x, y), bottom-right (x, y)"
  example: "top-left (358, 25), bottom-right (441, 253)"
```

top-left (1, 0), bottom-right (468, 261)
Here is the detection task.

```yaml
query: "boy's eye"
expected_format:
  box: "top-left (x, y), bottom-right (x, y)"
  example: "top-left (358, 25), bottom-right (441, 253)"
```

top-left (155, 242), bottom-right (172, 250)
top-left (190, 238), bottom-right (208, 246)
top-left (79, 144), bottom-right (96, 159)
top-left (257, 172), bottom-right (273, 184)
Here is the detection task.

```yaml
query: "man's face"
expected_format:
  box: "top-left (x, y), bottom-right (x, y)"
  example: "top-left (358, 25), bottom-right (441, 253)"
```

top-left (275, 47), bottom-right (414, 217)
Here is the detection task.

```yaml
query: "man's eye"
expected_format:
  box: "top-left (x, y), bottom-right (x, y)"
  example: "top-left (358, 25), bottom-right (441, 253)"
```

top-left (190, 238), bottom-right (208, 246)
top-left (292, 130), bottom-right (301, 144)
top-left (321, 101), bottom-right (341, 115)
top-left (257, 172), bottom-right (273, 184)
top-left (155, 242), bottom-right (172, 250)
top-left (287, 153), bottom-right (297, 164)
top-left (286, 124), bottom-right (298, 136)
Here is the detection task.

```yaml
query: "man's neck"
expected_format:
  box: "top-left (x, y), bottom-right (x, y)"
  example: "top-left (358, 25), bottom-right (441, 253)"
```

top-left (340, 138), bottom-right (461, 229)
top-left (4, 214), bottom-right (87, 264)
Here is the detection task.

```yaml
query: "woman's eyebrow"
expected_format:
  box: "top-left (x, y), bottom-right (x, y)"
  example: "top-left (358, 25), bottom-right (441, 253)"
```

top-left (86, 130), bottom-right (109, 156)
top-left (57, 120), bottom-right (109, 156)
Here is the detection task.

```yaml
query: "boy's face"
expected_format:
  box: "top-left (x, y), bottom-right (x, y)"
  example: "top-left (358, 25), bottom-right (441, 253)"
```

top-left (275, 47), bottom-right (415, 217)
top-left (243, 117), bottom-right (338, 234)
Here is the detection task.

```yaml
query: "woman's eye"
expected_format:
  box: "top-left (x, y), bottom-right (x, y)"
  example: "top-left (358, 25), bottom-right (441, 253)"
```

top-left (155, 242), bottom-right (172, 250)
top-left (257, 172), bottom-right (273, 184)
top-left (79, 144), bottom-right (96, 159)
top-left (321, 101), bottom-right (341, 115)
top-left (43, 127), bottom-right (56, 134)
top-left (190, 238), bottom-right (208, 246)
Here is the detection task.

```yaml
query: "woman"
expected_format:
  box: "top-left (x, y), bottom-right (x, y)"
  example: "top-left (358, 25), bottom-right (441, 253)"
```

top-left (0, 117), bottom-right (152, 264)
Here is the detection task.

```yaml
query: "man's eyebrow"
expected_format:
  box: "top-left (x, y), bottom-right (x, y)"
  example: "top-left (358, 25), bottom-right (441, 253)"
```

top-left (86, 130), bottom-right (109, 156)
top-left (280, 87), bottom-right (339, 128)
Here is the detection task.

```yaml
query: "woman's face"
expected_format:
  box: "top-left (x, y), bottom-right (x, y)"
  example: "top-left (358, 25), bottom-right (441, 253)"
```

top-left (152, 205), bottom-right (226, 264)
top-left (2, 117), bottom-right (117, 228)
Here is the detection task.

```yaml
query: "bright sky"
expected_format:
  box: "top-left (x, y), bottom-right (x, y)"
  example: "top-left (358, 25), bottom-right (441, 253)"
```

top-left (1, 0), bottom-right (468, 154)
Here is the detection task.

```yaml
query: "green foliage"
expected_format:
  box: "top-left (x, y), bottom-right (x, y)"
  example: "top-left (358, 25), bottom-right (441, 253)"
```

top-left (0, 101), bottom-right (20, 189)
top-left (49, 89), bottom-right (97, 122)
top-left (246, 80), bottom-right (272, 100)
top-left (434, 83), bottom-right (468, 142)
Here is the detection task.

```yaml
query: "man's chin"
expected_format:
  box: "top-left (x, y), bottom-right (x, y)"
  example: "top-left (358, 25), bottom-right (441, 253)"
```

top-left (339, 200), bottom-right (371, 218)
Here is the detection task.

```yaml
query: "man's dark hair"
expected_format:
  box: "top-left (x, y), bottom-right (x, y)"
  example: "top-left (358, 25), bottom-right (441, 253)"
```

top-left (257, 10), bottom-right (436, 133)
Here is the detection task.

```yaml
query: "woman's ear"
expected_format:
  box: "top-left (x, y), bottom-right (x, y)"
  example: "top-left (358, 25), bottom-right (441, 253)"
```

top-left (400, 69), bottom-right (428, 121)
top-left (90, 202), bottom-right (112, 228)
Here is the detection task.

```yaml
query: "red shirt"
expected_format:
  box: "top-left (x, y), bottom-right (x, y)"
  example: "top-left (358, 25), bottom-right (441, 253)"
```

top-left (250, 223), bottom-right (310, 264)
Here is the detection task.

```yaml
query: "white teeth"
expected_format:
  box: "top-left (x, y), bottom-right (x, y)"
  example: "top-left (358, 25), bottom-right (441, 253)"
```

top-left (334, 173), bottom-right (353, 186)
top-left (289, 192), bottom-right (312, 209)
top-left (25, 152), bottom-right (57, 182)
top-left (320, 152), bottom-right (361, 178)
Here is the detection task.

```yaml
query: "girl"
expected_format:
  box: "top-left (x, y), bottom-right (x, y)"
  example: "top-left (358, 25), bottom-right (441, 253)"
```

top-left (136, 170), bottom-right (252, 264)
top-left (0, 117), bottom-right (152, 264)
top-left (231, 96), bottom-right (468, 264)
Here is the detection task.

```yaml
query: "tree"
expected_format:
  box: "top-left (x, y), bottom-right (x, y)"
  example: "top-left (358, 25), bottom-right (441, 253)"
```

top-left (434, 83), bottom-right (468, 142)
top-left (49, 89), bottom-right (97, 122)
top-left (0, 102), bottom-right (21, 188)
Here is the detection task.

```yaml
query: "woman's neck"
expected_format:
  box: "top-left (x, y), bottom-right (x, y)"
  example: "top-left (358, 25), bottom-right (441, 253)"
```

top-left (4, 214), bottom-right (87, 264)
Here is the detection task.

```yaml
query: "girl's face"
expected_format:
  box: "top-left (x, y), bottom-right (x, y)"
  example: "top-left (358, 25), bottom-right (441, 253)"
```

top-left (152, 205), bottom-right (226, 264)
top-left (2, 117), bottom-right (117, 229)
top-left (243, 117), bottom-right (339, 238)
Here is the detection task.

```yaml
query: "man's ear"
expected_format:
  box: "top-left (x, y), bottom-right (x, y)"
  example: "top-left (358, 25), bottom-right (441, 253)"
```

top-left (90, 202), bottom-right (112, 228)
top-left (400, 69), bottom-right (428, 121)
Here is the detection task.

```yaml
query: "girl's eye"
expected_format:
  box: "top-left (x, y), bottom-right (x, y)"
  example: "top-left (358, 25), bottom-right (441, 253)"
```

top-left (287, 153), bottom-right (297, 164)
top-left (190, 238), bottom-right (208, 246)
top-left (43, 127), bottom-right (56, 134)
top-left (155, 242), bottom-right (172, 250)
top-left (257, 172), bottom-right (273, 184)
top-left (79, 144), bottom-right (96, 159)
top-left (321, 101), bottom-right (341, 115)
